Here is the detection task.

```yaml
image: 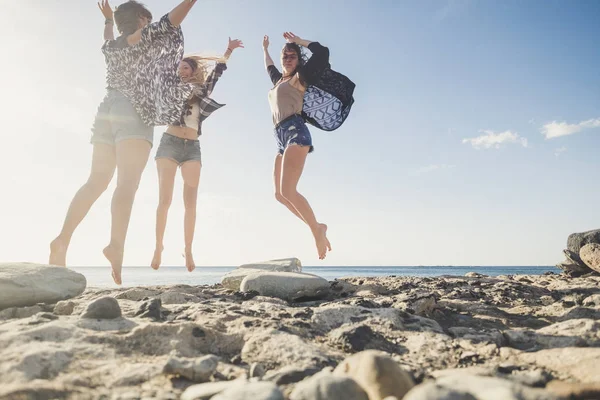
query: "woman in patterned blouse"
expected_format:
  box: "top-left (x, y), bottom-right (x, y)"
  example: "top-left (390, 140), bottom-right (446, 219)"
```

top-left (263, 33), bottom-right (333, 260)
top-left (50, 0), bottom-right (199, 285)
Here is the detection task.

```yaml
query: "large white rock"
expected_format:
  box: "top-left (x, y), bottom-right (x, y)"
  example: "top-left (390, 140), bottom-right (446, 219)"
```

top-left (0, 263), bottom-right (86, 310)
top-left (221, 258), bottom-right (302, 291)
top-left (240, 272), bottom-right (329, 302)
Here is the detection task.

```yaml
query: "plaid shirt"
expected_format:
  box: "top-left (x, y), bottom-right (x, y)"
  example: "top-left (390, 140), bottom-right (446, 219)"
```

top-left (174, 63), bottom-right (227, 135)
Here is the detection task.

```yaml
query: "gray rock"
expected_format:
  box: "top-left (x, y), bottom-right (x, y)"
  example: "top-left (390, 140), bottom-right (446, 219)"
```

top-left (290, 371), bottom-right (369, 400)
top-left (249, 362), bottom-right (266, 378)
top-left (568, 229), bottom-right (600, 260)
top-left (240, 272), bottom-right (329, 302)
top-left (264, 365), bottom-right (320, 385)
top-left (0, 263), bottom-right (86, 310)
top-left (580, 243), bottom-right (600, 273)
top-left (212, 382), bottom-right (284, 400)
top-left (163, 355), bottom-right (219, 382)
top-left (181, 380), bottom-right (247, 400)
top-left (583, 294), bottom-right (600, 307)
top-left (134, 298), bottom-right (162, 320)
top-left (328, 324), bottom-right (400, 353)
top-left (80, 296), bottom-right (121, 319)
top-left (222, 258), bottom-right (302, 291)
top-left (111, 363), bottom-right (162, 386)
top-left (517, 347), bottom-right (600, 384)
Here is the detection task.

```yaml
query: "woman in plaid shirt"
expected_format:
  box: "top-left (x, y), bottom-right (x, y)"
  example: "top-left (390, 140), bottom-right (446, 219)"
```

top-left (151, 40), bottom-right (243, 272)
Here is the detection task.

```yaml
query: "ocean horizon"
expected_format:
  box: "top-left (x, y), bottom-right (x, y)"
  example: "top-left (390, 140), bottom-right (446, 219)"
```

top-left (72, 265), bottom-right (561, 288)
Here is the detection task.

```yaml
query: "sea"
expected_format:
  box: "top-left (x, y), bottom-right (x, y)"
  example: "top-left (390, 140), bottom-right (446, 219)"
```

top-left (72, 266), bottom-right (560, 288)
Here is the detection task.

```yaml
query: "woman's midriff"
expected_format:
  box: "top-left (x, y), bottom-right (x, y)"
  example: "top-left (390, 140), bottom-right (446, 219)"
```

top-left (165, 125), bottom-right (198, 140)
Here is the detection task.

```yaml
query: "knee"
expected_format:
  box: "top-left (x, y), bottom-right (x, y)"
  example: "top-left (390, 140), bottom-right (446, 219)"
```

top-left (280, 186), bottom-right (297, 201)
top-left (85, 175), bottom-right (111, 194)
top-left (275, 192), bottom-right (286, 204)
top-left (116, 177), bottom-right (141, 195)
top-left (158, 195), bottom-right (172, 209)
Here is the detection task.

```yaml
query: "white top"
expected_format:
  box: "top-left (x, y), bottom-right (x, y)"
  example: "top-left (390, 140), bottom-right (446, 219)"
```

top-left (183, 102), bottom-right (200, 131)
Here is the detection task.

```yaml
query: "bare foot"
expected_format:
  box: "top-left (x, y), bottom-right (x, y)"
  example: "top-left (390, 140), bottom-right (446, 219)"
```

top-left (49, 237), bottom-right (68, 267)
top-left (184, 248), bottom-right (196, 272)
top-left (103, 245), bottom-right (123, 285)
top-left (151, 246), bottom-right (163, 270)
top-left (314, 223), bottom-right (332, 260)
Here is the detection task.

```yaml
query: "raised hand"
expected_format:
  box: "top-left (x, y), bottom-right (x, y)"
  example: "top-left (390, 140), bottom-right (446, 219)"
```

top-left (97, 0), bottom-right (113, 20)
top-left (263, 35), bottom-right (270, 50)
top-left (228, 37), bottom-right (244, 51)
top-left (283, 32), bottom-right (301, 44)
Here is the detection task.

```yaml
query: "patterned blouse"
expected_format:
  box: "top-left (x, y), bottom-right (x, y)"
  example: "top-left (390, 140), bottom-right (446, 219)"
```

top-left (101, 14), bottom-right (193, 127)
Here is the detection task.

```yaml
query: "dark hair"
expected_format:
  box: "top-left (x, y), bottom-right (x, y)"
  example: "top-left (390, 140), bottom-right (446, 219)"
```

top-left (114, 1), bottom-right (152, 35)
top-left (281, 43), bottom-right (308, 86)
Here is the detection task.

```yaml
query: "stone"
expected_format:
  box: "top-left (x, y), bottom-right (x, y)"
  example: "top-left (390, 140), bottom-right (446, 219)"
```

top-left (0, 305), bottom-right (43, 320)
top-left (211, 382), bottom-right (284, 400)
top-left (583, 294), bottom-right (600, 307)
top-left (221, 258), bottom-right (302, 290)
top-left (517, 347), bottom-right (600, 384)
top-left (249, 362), bottom-right (266, 378)
top-left (241, 330), bottom-right (331, 369)
top-left (403, 383), bottom-right (477, 400)
top-left (240, 272), bottom-right (329, 302)
top-left (0, 263), bottom-right (86, 310)
top-left (406, 374), bottom-right (559, 400)
top-left (328, 324), bottom-right (400, 353)
top-left (264, 365), bottom-right (321, 385)
top-left (111, 363), bottom-right (161, 386)
top-left (163, 355), bottom-right (219, 382)
top-left (334, 350), bottom-right (415, 400)
top-left (546, 380), bottom-right (600, 399)
top-left (181, 380), bottom-right (247, 400)
top-left (290, 371), bottom-right (369, 400)
top-left (239, 258), bottom-right (302, 271)
top-left (580, 243), bottom-right (600, 273)
top-left (54, 300), bottom-right (76, 316)
top-left (80, 296), bottom-right (121, 319)
top-left (134, 298), bottom-right (162, 320)
top-left (567, 229), bottom-right (600, 260)
top-left (115, 288), bottom-right (160, 301)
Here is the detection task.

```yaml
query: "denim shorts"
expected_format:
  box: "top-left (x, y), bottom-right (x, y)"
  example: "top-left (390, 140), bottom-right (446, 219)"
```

top-left (155, 133), bottom-right (202, 165)
top-left (90, 89), bottom-right (154, 147)
top-left (274, 115), bottom-right (313, 155)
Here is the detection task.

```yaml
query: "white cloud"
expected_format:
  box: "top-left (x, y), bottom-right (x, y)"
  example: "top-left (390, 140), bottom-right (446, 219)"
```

top-left (541, 118), bottom-right (600, 139)
top-left (462, 130), bottom-right (528, 150)
top-left (554, 147), bottom-right (567, 157)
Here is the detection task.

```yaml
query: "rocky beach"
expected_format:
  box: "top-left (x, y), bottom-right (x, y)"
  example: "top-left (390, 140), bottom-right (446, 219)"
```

top-left (1, 230), bottom-right (600, 400)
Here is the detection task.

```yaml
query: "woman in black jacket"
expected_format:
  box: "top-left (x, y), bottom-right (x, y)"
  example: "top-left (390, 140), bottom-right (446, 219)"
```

top-left (263, 32), bottom-right (332, 260)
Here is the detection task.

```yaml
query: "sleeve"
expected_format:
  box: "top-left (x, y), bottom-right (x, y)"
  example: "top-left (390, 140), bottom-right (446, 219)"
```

top-left (301, 42), bottom-right (330, 85)
top-left (140, 13), bottom-right (181, 44)
top-left (267, 65), bottom-right (283, 86)
top-left (194, 63), bottom-right (228, 98)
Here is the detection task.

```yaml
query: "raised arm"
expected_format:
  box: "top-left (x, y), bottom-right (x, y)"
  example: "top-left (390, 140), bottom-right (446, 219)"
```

top-left (126, 0), bottom-right (198, 46)
top-left (168, 0), bottom-right (199, 27)
top-left (221, 37), bottom-right (244, 62)
top-left (98, 0), bottom-right (115, 41)
top-left (284, 32), bottom-right (329, 84)
top-left (263, 35), bottom-right (282, 85)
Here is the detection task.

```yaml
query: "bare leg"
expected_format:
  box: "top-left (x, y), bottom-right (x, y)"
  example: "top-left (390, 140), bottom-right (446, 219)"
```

top-left (273, 154), bottom-right (305, 222)
top-left (50, 143), bottom-right (116, 266)
top-left (151, 158), bottom-right (178, 270)
top-left (181, 161), bottom-right (201, 272)
top-left (103, 139), bottom-right (151, 284)
top-left (280, 145), bottom-right (331, 260)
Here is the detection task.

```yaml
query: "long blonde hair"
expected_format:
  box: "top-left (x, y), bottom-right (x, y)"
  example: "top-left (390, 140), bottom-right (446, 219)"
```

top-left (181, 54), bottom-right (226, 85)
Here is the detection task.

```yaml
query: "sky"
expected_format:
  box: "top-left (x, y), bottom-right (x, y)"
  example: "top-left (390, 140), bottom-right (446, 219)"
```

top-left (0, 0), bottom-right (599, 268)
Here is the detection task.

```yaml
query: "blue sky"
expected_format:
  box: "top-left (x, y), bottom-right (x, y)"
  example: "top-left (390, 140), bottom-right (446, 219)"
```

top-left (0, 0), bottom-right (598, 268)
